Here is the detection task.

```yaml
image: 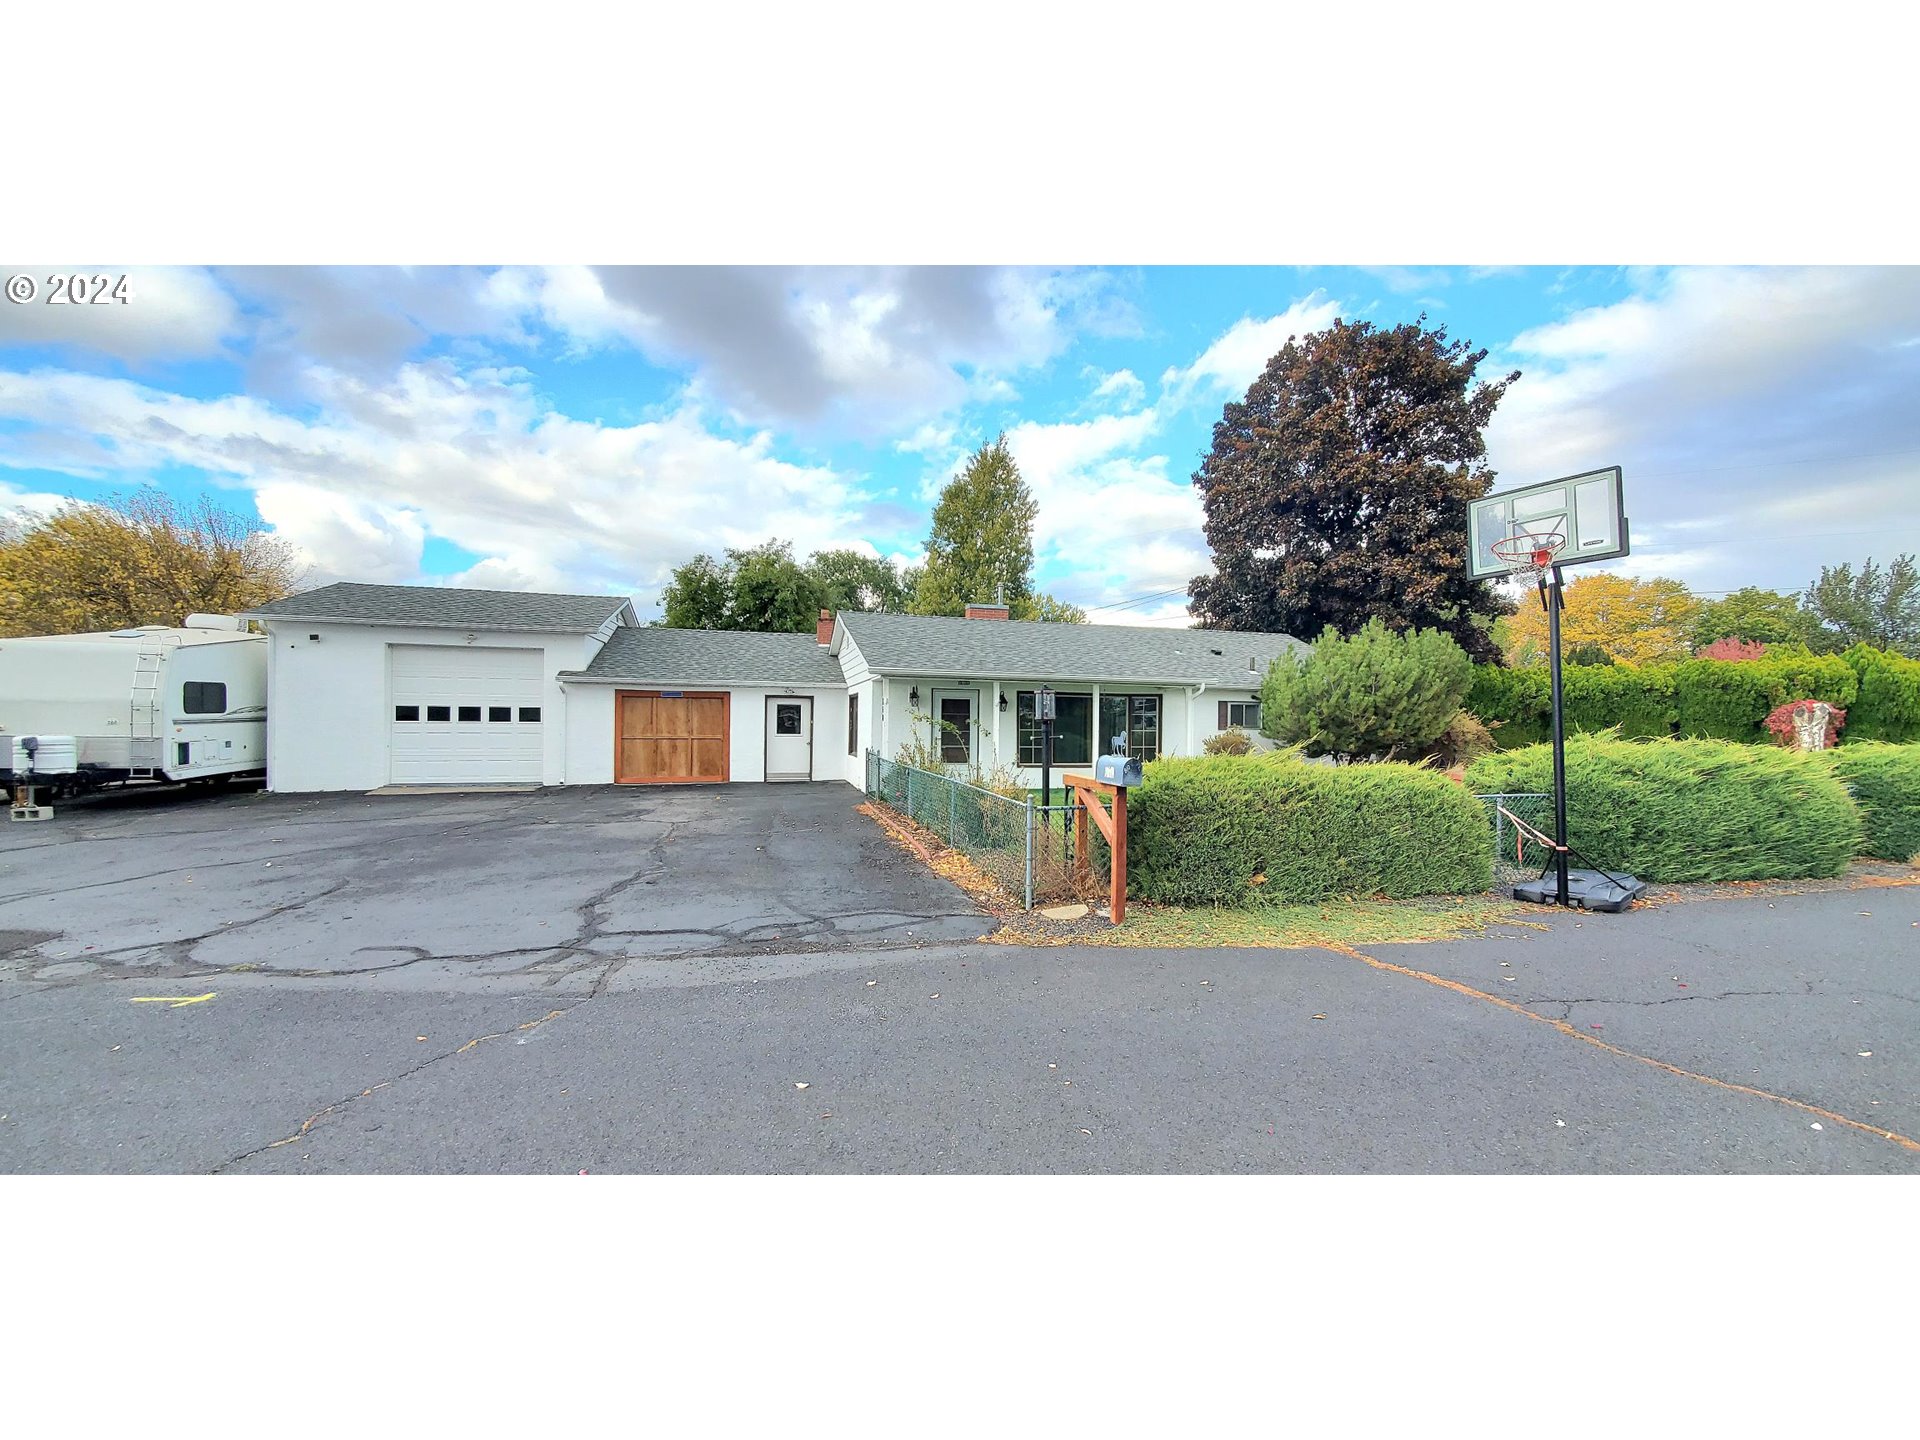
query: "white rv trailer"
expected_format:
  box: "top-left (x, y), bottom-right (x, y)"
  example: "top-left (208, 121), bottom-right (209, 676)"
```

top-left (0, 614), bottom-right (268, 794)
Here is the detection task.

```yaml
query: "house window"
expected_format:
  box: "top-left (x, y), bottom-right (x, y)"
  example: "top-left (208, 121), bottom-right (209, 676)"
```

top-left (489, 707), bottom-right (512, 722)
top-left (394, 705), bottom-right (420, 722)
top-left (1015, 691), bottom-right (1093, 766)
top-left (848, 694), bottom-right (859, 756)
top-left (938, 696), bottom-right (971, 763)
top-left (181, 681), bottom-right (227, 715)
top-left (519, 707), bottom-right (541, 723)
top-left (427, 706), bottom-right (451, 722)
top-left (1218, 699), bottom-right (1262, 731)
top-left (458, 706), bottom-right (482, 722)
top-left (1099, 694), bottom-right (1161, 763)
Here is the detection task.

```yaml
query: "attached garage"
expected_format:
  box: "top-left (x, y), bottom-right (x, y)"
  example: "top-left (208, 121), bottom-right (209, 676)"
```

top-left (616, 690), bottom-right (729, 783)
top-left (388, 644), bottom-right (546, 785)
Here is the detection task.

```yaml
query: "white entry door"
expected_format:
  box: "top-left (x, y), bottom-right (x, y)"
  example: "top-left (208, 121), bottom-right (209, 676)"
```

top-left (389, 645), bottom-right (545, 785)
top-left (765, 696), bottom-right (813, 781)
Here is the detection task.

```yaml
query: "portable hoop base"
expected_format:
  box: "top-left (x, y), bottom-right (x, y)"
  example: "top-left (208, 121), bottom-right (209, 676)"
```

top-left (1514, 868), bottom-right (1648, 914)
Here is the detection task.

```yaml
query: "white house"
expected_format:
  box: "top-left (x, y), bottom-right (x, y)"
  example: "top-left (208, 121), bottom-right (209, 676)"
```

top-left (246, 584), bottom-right (1305, 792)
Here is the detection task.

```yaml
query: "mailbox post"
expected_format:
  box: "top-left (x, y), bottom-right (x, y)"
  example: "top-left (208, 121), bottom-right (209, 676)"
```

top-left (1038, 685), bottom-right (1055, 813)
top-left (1066, 743), bottom-right (1142, 925)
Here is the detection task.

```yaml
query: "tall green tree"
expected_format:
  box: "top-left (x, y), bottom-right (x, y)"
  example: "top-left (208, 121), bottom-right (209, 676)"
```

top-left (805, 548), bottom-right (910, 614)
top-left (910, 435), bottom-right (1039, 616)
top-left (1013, 593), bottom-right (1087, 623)
top-left (1691, 586), bottom-right (1811, 649)
top-left (1801, 554), bottom-right (1920, 656)
top-left (1187, 316), bottom-right (1516, 663)
top-left (657, 540), bottom-right (826, 632)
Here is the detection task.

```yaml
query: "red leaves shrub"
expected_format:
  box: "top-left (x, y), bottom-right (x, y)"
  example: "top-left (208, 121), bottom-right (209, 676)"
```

top-left (1764, 698), bottom-right (1846, 748)
top-left (1696, 636), bottom-right (1768, 661)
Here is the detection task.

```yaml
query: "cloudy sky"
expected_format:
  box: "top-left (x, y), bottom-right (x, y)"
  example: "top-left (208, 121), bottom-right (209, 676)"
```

top-left (2, 265), bottom-right (1917, 625)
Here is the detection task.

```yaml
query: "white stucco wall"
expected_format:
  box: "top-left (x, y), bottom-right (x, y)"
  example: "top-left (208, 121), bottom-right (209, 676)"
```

top-left (262, 621), bottom-right (600, 791)
top-left (561, 682), bottom-right (851, 785)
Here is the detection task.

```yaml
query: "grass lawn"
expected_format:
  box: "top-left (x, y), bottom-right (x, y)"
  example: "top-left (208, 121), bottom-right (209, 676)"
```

top-left (989, 894), bottom-right (1526, 949)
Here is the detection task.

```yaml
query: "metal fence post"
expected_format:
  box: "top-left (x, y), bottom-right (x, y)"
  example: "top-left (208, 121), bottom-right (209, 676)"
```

top-left (1024, 797), bottom-right (1034, 910)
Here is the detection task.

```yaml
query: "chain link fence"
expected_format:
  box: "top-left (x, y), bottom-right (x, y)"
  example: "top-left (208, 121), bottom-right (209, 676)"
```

top-left (1477, 791), bottom-right (1554, 886)
top-left (865, 752), bottom-right (1085, 908)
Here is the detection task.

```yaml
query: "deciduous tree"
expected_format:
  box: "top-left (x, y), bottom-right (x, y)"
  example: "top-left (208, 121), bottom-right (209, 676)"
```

top-left (805, 548), bottom-right (910, 614)
top-left (1691, 586), bottom-right (1810, 649)
top-left (1801, 554), bottom-right (1919, 656)
top-left (1502, 572), bottom-right (1701, 667)
top-left (657, 540), bottom-right (826, 632)
top-left (0, 488), bottom-right (302, 637)
top-left (1012, 593), bottom-right (1086, 623)
top-left (1187, 317), bottom-right (1516, 662)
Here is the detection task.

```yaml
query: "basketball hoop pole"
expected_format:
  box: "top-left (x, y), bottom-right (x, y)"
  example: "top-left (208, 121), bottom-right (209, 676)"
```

top-left (1544, 561), bottom-right (1571, 906)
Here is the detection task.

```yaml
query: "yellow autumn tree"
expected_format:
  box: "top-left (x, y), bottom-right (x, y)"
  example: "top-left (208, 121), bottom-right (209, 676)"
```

top-left (0, 488), bottom-right (304, 638)
top-left (1502, 572), bottom-right (1702, 667)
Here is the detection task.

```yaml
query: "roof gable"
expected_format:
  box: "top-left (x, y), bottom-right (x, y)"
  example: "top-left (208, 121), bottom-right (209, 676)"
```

top-left (246, 582), bottom-right (633, 634)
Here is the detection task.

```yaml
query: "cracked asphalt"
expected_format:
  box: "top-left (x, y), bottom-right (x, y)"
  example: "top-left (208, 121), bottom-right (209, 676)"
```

top-left (1, 782), bottom-right (1915, 1172)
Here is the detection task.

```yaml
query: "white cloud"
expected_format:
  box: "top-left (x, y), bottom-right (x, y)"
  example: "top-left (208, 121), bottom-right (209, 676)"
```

top-left (1484, 266), bottom-right (1920, 593)
top-left (0, 266), bottom-right (240, 361)
top-left (1159, 292), bottom-right (1343, 409)
top-left (0, 363), bottom-right (871, 609)
top-left (514, 265), bottom-right (1127, 438)
top-left (1086, 367), bottom-right (1146, 411)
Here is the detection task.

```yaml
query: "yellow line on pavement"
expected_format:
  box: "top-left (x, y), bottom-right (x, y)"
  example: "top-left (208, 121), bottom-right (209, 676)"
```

top-left (1327, 943), bottom-right (1920, 1156)
top-left (129, 993), bottom-right (217, 1008)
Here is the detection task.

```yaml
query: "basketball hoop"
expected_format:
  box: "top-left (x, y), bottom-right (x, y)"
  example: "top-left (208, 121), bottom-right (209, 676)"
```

top-left (1490, 530), bottom-right (1566, 580)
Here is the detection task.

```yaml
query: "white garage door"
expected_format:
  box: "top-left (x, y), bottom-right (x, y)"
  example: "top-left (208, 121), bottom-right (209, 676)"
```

top-left (389, 645), bottom-right (545, 785)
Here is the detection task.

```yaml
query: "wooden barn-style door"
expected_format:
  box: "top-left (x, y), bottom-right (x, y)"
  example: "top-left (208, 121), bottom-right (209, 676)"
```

top-left (616, 691), bottom-right (729, 783)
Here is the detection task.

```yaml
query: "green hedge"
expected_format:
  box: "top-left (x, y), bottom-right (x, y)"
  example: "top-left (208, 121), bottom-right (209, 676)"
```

top-left (1672, 651), bottom-right (1856, 740)
top-left (1109, 753), bottom-right (1493, 905)
top-left (1465, 736), bottom-right (1860, 882)
top-left (1843, 645), bottom-right (1920, 743)
top-left (1826, 742), bottom-right (1920, 861)
top-left (1472, 646), bottom-right (1908, 747)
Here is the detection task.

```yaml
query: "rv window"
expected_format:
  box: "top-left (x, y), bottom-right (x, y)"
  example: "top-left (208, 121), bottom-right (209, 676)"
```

top-left (182, 681), bottom-right (227, 714)
top-left (458, 706), bottom-right (481, 722)
top-left (519, 707), bottom-right (541, 722)
top-left (489, 707), bottom-right (511, 722)
top-left (427, 706), bottom-right (451, 722)
top-left (395, 705), bottom-right (420, 722)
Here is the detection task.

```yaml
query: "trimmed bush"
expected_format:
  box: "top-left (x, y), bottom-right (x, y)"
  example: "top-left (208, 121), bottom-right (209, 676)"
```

top-left (1202, 727), bottom-right (1255, 756)
top-left (1673, 650), bottom-right (1857, 741)
top-left (1827, 742), bottom-right (1920, 861)
top-left (1115, 752), bottom-right (1493, 905)
top-left (1262, 619), bottom-right (1473, 761)
top-left (1564, 662), bottom-right (1677, 739)
top-left (1466, 736), bottom-right (1860, 882)
top-left (1844, 644), bottom-right (1920, 743)
top-left (1468, 665), bottom-right (1550, 747)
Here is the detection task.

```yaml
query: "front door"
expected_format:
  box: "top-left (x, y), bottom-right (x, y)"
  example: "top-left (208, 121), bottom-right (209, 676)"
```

top-left (931, 689), bottom-right (978, 766)
top-left (765, 696), bottom-right (813, 781)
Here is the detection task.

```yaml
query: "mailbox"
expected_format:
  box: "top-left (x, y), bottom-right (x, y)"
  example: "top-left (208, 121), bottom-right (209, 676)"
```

top-left (1094, 752), bottom-right (1142, 787)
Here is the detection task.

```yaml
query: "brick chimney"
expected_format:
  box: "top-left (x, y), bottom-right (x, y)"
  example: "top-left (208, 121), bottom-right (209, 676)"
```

top-left (964, 602), bottom-right (1011, 621)
top-left (816, 608), bottom-right (834, 646)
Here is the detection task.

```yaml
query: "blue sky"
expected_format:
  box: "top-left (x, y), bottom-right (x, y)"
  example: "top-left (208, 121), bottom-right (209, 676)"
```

top-left (3, 265), bottom-right (1917, 625)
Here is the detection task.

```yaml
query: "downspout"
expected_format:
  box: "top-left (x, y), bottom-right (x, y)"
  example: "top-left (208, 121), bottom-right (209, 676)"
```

top-left (1186, 681), bottom-right (1207, 758)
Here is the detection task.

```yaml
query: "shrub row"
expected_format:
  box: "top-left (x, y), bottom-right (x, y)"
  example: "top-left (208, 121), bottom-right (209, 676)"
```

top-left (1468, 646), bottom-right (1919, 747)
top-left (1826, 742), bottom-right (1920, 861)
top-left (1465, 736), bottom-right (1860, 882)
top-left (1105, 752), bottom-right (1492, 906)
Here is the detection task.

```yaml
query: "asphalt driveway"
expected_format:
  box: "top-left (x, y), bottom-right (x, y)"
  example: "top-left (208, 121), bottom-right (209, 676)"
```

top-left (0, 781), bottom-right (992, 984)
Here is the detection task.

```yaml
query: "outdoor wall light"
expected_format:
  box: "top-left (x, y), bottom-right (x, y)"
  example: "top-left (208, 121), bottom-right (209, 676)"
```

top-left (908, 686), bottom-right (919, 705)
top-left (998, 693), bottom-right (1008, 712)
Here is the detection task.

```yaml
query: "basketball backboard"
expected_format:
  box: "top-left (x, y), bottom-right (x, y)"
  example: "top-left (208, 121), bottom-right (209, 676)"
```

top-left (1468, 466), bottom-right (1629, 580)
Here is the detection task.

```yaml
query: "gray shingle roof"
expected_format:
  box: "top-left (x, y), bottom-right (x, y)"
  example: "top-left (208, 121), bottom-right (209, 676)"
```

top-left (245, 582), bottom-right (631, 633)
top-left (837, 612), bottom-right (1306, 685)
top-left (564, 627), bottom-right (845, 687)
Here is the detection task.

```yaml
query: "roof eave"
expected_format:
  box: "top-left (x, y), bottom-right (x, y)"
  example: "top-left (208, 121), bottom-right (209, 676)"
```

top-left (247, 613), bottom-right (613, 634)
top-left (559, 673), bottom-right (846, 688)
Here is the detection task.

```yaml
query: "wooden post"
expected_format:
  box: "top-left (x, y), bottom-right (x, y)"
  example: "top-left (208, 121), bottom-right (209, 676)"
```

top-left (1063, 773), bottom-right (1127, 926)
